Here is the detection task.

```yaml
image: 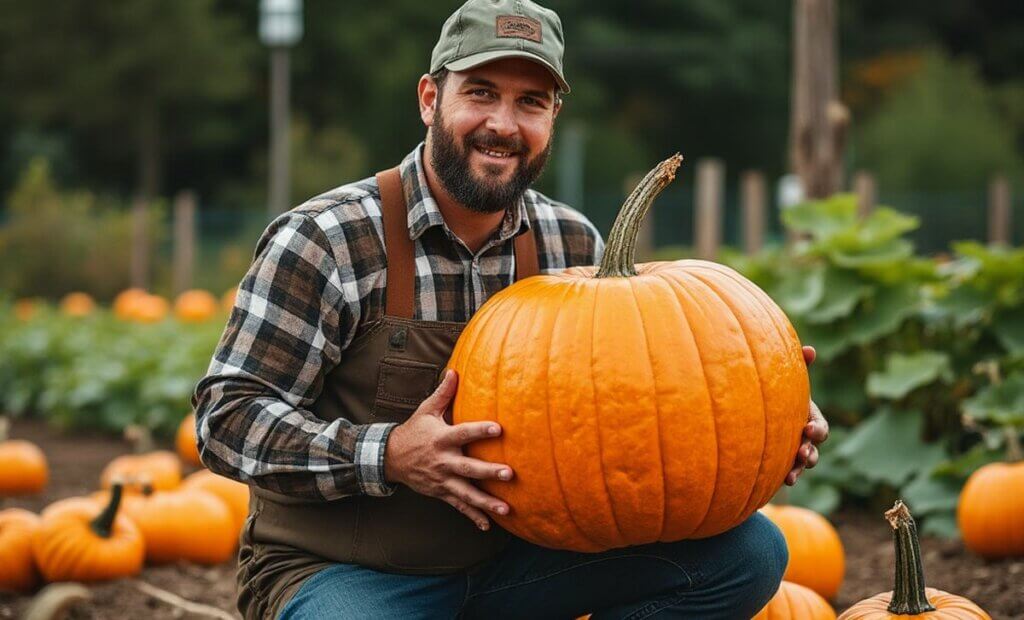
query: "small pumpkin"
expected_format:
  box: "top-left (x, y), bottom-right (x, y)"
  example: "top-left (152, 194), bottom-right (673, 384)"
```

top-left (957, 456), bottom-right (1024, 558)
top-left (112, 288), bottom-right (148, 320)
top-left (174, 289), bottom-right (219, 323)
top-left (13, 298), bottom-right (43, 321)
top-left (131, 294), bottom-right (170, 323)
top-left (752, 581), bottom-right (836, 619)
top-left (32, 483), bottom-right (145, 582)
top-left (176, 413), bottom-right (203, 467)
top-left (119, 486), bottom-right (236, 564)
top-left (100, 425), bottom-right (182, 492)
top-left (0, 417), bottom-right (49, 495)
top-left (221, 287), bottom-right (238, 313)
top-left (760, 504), bottom-right (845, 600)
top-left (0, 508), bottom-right (41, 592)
top-left (449, 155), bottom-right (809, 550)
top-left (837, 501), bottom-right (990, 619)
top-left (182, 469), bottom-right (250, 535)
top-left (59, 292), bottom-right (95, 317)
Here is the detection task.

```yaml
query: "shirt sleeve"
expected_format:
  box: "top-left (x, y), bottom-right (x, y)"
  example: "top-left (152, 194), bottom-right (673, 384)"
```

top-left (191, 211), bottom-right (397, 500)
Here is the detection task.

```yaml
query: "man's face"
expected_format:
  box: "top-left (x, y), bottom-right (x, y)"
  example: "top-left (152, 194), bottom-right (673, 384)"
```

top-left (423, 58), bottom-right (560, 214)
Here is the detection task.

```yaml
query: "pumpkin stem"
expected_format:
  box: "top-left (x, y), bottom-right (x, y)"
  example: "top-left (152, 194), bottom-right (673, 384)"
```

top-left (595, 154), bottom-right (683, 278)
top-left (1005, 427), bottom-right (1023, 463)
top-left (90, 482), bottom-right (123, 538)
top-left (884, 501), bottom-right (935, 614)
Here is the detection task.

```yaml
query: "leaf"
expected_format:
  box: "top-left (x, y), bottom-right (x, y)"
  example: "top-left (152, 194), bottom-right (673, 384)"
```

top-left (993, 306), bottom-right (1024, 355)
top-left (781, 195), bottom-right (858, 240)
top-left (829, 239), bottom-right (914, 268)
top-left (932, 443), bottom-right (1004, 480)
top-left (961, 372), bottom-right (1024, 427)
top-left (774, 264), bottom-right (826, 315)
top-left (919, 511), bottom-right (960, 539)
top-left (803, 267), bottom-right (871, 324)
top-left (783, 480), bottom-right (842, 515)
top-left (930, 285), bottom-right (991, 328)
top-left (846, 285), bottom-right (920, 347)
top-left (866, 351), bottom-right (953, 400)
top-left (901, 472), bottom-right (961, 515)
top-left (835, 408), bottom-right (948, 487)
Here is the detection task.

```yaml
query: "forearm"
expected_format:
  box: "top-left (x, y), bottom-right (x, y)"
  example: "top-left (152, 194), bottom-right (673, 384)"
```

top-left (193, 375), bottom-right (397, 500)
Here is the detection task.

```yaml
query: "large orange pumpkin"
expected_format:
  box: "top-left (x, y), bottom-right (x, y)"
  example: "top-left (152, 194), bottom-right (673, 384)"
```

top-left (176, 413), bottom-right (203, 467)
top-left (957, 460), bottom-right (1024, 558)
top-left (753, 581), bottom-right (836, 619)
top-left (174, 289), bottom-right (219, 323)
top-left (0, 417), bottom-right (48, 495)
top-left (837, 502), bottom-right (990, 620)
top-left (0, 508), bottom-right (41, 592)
top-left (449, 156), bottom-right (809, 551)
top-left (760, 504), bottom-right (845, 600)
top-left (32, 484), bottom-right (145, 583)
top-left (182, 469), bottom-right (250, 535)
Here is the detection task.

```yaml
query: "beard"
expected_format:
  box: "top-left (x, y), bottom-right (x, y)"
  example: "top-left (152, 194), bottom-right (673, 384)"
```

top-left (429, 110), bottom-right (552, 214)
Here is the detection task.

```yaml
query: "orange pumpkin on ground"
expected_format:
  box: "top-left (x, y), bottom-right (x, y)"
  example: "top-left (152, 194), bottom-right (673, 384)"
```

top-left (32, 484), bottom-right (144, 582)
top-left (59, 292), bottom-right (95, 317)
top-left (753, 581), bottom-right (836, 619)
top-left (119, 487), bottom-right (236, 564)
top-left (449, 155), bottom-right (809, 551)
top-left (100, 425), bottom-right (182, 492)
top-left (13, 298), bottom-right (43, 321)
top-left (182, 469), bottom-right (250, 535)
top-left (0, 508), bottom-right (41, 592)
top-left (221, 287), bottom-right (238, 313)
top-left (112, 288), bottom-right (148, 320)
top-left (0, 417), bottom-right (48, 495)
top-left (176, 413), bottom-right (203, 467)
top-left (957, 459), bottom-right (1024, 558)
top-left (174, 289), bottom-right (219, 322)
top-left (131, 294), bottom-right (170, 323)
top-left (760, 504), bottom-right (845, 600)
top-left (837, 501), bottom-right (990, 619)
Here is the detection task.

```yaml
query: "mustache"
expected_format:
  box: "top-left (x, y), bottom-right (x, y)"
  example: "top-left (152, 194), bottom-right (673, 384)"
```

top-left (466, 133), bottom-right (526, 155)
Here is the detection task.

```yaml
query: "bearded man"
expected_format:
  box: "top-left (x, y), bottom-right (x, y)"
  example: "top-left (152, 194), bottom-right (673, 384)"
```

top-left (193, 1), bottom-right (828, 617)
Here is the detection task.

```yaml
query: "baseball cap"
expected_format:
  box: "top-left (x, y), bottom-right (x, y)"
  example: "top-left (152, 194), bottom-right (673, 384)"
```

top-left (429, 0), bottom-right (570, 94)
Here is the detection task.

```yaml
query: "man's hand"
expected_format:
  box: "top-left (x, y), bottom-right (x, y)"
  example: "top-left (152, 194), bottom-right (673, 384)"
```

top-left (384, 369), bottom-right (513, 531)
top-left (785, 345), bottom-right (829, 486)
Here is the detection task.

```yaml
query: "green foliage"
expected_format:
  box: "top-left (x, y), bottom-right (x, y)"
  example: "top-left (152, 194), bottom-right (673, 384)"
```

top-left (962, 373), bottom-right (1024, 428)
top-left (0, 158), bottom-right (164, 300)
top-left (866, 352), bottom-right (952, 400)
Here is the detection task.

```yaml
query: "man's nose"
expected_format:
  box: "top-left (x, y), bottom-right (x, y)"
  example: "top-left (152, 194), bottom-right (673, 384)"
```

top-left (484, 101), bottom-right (518, 137)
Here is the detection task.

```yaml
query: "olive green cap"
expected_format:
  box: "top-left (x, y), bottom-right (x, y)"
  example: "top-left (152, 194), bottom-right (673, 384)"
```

top-left (429, 0), bottom-right (570, 94)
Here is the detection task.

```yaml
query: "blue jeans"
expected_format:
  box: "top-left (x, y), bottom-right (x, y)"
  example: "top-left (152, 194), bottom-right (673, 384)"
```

top-left (278, 512), bottom-right (787, 619)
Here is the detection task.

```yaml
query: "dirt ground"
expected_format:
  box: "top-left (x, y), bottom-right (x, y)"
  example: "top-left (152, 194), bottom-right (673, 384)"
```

top-left (2, 419), bottom-right (1021, 619)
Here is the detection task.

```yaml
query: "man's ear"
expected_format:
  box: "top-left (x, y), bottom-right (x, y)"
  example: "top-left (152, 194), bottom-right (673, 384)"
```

top-left (418, 74), bottom-right (438, 127)
top-left (552, 96), bottom-right (562, 119)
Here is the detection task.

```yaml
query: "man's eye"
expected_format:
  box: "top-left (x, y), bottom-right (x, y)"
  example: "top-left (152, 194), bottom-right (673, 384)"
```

top-left (471, 89), bottom-right (491, 98)
top-left (520, 96), bottom-right (540, 107)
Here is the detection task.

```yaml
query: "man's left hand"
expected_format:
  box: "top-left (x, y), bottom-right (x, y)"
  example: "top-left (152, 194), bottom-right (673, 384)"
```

top-left (785, 345), bottom-right (829, 486)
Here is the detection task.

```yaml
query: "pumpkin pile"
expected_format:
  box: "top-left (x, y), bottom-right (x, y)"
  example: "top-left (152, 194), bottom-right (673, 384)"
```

top-left (450, 154), bottom-right (810, 550)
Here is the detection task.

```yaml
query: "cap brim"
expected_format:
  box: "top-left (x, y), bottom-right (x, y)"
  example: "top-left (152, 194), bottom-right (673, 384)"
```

top-left (445, 50), bottom-right (570, 94)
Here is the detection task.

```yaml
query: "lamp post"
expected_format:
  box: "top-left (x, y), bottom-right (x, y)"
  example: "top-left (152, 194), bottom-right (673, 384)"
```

top-left (260, 0), bottom-right (303, 217)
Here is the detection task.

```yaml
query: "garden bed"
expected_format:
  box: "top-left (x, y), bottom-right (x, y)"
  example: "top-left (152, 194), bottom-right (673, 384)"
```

top-left (2, 418), bottom-right (1021, 619)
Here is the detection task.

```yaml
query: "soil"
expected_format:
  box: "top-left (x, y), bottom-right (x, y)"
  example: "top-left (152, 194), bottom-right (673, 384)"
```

top-left (2, 418), bottom-right (1021, 619)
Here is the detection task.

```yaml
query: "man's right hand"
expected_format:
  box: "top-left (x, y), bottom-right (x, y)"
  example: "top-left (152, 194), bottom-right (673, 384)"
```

top-left (383, 369), bottom-right (514, 531)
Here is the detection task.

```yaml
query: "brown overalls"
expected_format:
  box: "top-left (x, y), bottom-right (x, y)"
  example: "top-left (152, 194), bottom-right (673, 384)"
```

top-left (236, 168), bottom-right (540, 619)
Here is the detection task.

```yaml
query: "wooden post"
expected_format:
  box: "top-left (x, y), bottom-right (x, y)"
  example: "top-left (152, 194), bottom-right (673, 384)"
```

top-left (789, 0), bottom-right (844, 199)
top-left (624, 172), bottom-right (655, 261)
top-left (695, 159), bottom-right (724, 260)
top-left (741, 170), bottom-right (766, 254)
top-left (130, 197), bottom-right (149, 289)
top-left (853, 170), bottom-right (876, 218)
top-left (988, 175), bottom-right (1012, 245)
top-left (172, 191), bottom-right (197, 294)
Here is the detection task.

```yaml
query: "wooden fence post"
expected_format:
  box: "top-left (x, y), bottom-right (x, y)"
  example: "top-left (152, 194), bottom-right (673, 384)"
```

top-left (988, 175), bottom-right (1012, 245)
top-left (695, 158), bottom-right (724, 260)
top-left (131, 197), bottom-right (149, 289)
top-left (172, 191), bottom-right (197, 295)
top-left (623, 172), bottom-right (654, 261)
top-left (741, 170), bottom-right (766, 254)
top-left (853, 170), bottom-right (876, 218)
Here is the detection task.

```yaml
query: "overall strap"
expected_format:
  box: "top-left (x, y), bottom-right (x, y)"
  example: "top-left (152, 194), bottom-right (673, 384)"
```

top-left (376, 167), bottom-right (415, 319)
top-left (513, 217), bottom-right (540, 281)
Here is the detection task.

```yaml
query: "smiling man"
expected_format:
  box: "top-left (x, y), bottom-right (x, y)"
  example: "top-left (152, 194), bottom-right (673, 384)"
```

top-left (192, 1), bottom-right (827, 618)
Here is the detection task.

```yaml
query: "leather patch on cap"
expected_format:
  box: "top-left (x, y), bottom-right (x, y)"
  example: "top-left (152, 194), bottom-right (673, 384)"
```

top-left (496, 15), bottom-right (542, 43)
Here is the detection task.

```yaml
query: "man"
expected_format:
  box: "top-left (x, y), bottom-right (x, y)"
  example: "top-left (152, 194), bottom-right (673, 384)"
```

top-left (192, 1), bottom-right (829, 618)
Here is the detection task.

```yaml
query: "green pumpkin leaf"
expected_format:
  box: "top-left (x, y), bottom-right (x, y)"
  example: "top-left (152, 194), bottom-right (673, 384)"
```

top-left (932, 443), bottom-right (1005, 480)
top-left (781, 195), bottom-right (858, 240)
top-left (901, 472), bottom-right (961, 515)
top-left (829, 239), bottom-right (914, 268)
top-left (962, 373), bottom-right (1024, 427)
top-left (835, 408), bottom-right (948, 487)
top-left (781, 480), bottom-right (841, 515)
top-left (931, 285), bottom-right (991, 328)
top-left (919, 511), bottom-right (960, 540)
top-left (993, 306), bottom-right (1024, 355)
top-left (774, 264), bottom-right (826, 315)
top-left (804, 267), bottom-right (871, 324)
top-left (866, 351), bottom-right (953, 400)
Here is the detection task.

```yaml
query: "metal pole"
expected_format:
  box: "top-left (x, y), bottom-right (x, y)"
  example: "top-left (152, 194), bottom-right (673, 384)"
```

top-left (268, 47), bottom-right (291, 217)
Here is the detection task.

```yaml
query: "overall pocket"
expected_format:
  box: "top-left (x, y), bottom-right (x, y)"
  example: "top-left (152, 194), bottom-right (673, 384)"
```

top-left (371, 357), bottom-right (441, 422)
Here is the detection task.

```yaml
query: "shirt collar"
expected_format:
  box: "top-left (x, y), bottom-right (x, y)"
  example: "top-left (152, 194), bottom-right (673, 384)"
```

top-left (398, 143), bottom-right (531, 243)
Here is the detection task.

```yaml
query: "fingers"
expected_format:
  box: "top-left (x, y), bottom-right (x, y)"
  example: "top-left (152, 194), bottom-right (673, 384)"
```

top-left (443, 495), bottom-right (492, 531)
top-left (446, 456), bottom-right (513, 482)
top-left (805, 400), bottom-right (829, 442)
top-left (420, 369), bottom-right (458, 416)
top-left (445, 478), bottom-right (509, 529)
top-left (442, 421), bottom-right (502, 447)
top-left (802, 345), bottom-right (816, 365)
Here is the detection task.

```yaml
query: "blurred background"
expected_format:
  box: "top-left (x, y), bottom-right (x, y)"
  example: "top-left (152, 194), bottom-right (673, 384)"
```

top-left (1, 1), bottom-right (1022, 300)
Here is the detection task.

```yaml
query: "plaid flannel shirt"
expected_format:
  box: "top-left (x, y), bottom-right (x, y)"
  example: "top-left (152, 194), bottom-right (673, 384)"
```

top-left (191, 143), bottom-right (604, 501)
